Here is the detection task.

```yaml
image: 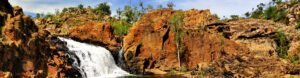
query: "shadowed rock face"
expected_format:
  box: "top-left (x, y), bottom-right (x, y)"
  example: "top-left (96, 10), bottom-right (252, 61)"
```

top-left (0, 0), bottom-right (13, 14)
top-left (0, 0), bottom-right (13, 31)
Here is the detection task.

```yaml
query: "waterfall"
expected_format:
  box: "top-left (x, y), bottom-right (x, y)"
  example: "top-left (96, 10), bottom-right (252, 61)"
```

top-left (58, 37), bottom-right (130, 78)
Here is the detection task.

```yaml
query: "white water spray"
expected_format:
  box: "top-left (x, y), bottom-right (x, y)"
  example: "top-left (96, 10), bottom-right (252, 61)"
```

top-left (58, 37), bottom-right (130, 78)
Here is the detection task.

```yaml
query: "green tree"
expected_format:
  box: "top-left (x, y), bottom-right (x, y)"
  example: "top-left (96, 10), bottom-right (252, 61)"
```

top-left (230, 15), bottom-right (240, 20)
top-left (44, 13), bottom-right (52, 18)
top-left (139, 0), bottom-right (145, 13)
top-left (122, 5), bottom-right (140, 23)
top-left (213, 14), bottom-right (220, 20)
top-left (158, 4), bottom-right (163, 9)
top-left (146, 5), bottom-right (154, 11)
top-left (264, 6), bottom-right (277, 20)
top-left (116, 8), bottom-right (122, 20)
top-left (272, 0), bottom-right (283, 4)
top-left (250, 3), bottom-right (265, 18)
top-left (275, 31), bottom-right (289, 58)
top-left (247, 0), bottom-right (289, 24)
top-left (62, 8), bottom-right (68, 13)
top-left (245, 12), bottom-right (250, 18)
top-left (40, 13), bottom-right (45, 18)
top-left (167, 2), bottom-right (175, 9)
top-left (170, 12), bottom-right (184, 68)
top-left (95, 2), bottom-right (111, 16)
top-left (55, 9), bottom-right (60, 15)
top-left (36, 13), bottom-right (41, 18)
top-left (78, 4), bottom-right (84, 9)
top-left (87, 6), bottom-right (92, 9)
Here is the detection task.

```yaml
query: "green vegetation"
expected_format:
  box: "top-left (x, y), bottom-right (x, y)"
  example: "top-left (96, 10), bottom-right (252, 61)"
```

top-left (220, 35), bottom-right (225, 53)
top-left (249, 3), bottom-right (265, 18)
top-left (167, 2), bottom-right (175, 9)
top-left (168, 67), bottom-right (188, 73)
top-left (95, 2), bottom-right (111, 16)
top-left (111, 21), bottom-right (131, 36)
top-left (122, 5), bottom-right (140, 23)
top-left (289, 54), bottom-right (300, 64)
top-left (36, 13), bottom-right (41, 18)
top-left (248, 0), bottom-right (292, 24)
top-left (60, 28), bottom-right (69, 35)
top-left (296, 21), bottom-right (300, 29)
top-left (230, 15), bottom-right (240, 20)
top-left (33, 1), bottom-right (177, 37)
top-left (244, 12), bottom-right (250, 18)
top-left (169, 11), bottom-right (185, 67)
top-left (53, 18), bottom-right (62, 25)
top-left (274, 30), bottom-right (289, 58)
top-left (78, 4), bottom-right (84, 9)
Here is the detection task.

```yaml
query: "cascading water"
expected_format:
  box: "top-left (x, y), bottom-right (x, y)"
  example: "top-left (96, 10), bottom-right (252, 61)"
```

top-left (58, 37), bottom-right (130, 78)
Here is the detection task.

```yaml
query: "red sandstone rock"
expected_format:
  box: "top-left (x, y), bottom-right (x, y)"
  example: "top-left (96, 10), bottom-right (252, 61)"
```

top-left (123, 9), bottom-right (249, 74)
top-left (68, 22), bottom-right (118, 52)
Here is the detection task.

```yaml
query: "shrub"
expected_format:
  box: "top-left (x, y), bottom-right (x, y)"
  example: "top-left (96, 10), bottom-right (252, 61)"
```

top-left (60, 28), bottom-right (68, 35)
top-left (249, 0), bottom-right (290, 24)
top-left (53, 18), bottom-right (62, 25)
top-left (296, 21), bottom-right (300, 29)
top-left (289, 54), bottom-right (300, 64)
top-left (230, 15), bottom-right (240, 20)
top-left (264, 6), bottom-right (277, 20)
top-left (274, 30), bottom-right (289, 58)
top-left (244, 12), bottom-right (251, 18)
top-left (111, 21), bottom-right (131, 36)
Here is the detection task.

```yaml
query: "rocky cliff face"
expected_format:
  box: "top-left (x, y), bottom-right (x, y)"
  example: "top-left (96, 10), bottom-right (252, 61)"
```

top-left (34, 6), bottom-right (119, 53)
top-left (122, 9), bottom-right (300, 77)
top-left (202, 18), bottom-right (300, 77)
top-left (67, 22), bottom-right (119, 56)
top-left (122, 9), bottom-right (249, 74)
top-left (0, 1), bottom-right (80, 78)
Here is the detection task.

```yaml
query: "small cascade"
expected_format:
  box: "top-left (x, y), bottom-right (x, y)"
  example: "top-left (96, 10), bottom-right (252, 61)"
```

top-left (58, 37), bottom-right (130, 78)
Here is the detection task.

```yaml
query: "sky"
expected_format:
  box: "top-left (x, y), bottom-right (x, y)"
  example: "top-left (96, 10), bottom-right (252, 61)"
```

top-left (9, 0), bottom-right (272, 17)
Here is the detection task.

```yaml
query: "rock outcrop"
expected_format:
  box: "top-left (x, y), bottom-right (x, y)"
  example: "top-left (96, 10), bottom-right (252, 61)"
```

top-left (202, 18), bottom-right (300, 77)
top-left (122, 9), bottom-right (249, 74)
top-left (34, 6), bottom-right (104, 35)
top-left (0, 1), bottom-right (80, 78)
top-left (68, 22), bottom-right (119, 54)
top-left (122, 9), bottom-right (300, 77)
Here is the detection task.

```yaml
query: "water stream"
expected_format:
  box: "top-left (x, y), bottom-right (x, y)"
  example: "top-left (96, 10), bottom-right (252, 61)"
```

top-left (58, 37), bottom-right (130, 78)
